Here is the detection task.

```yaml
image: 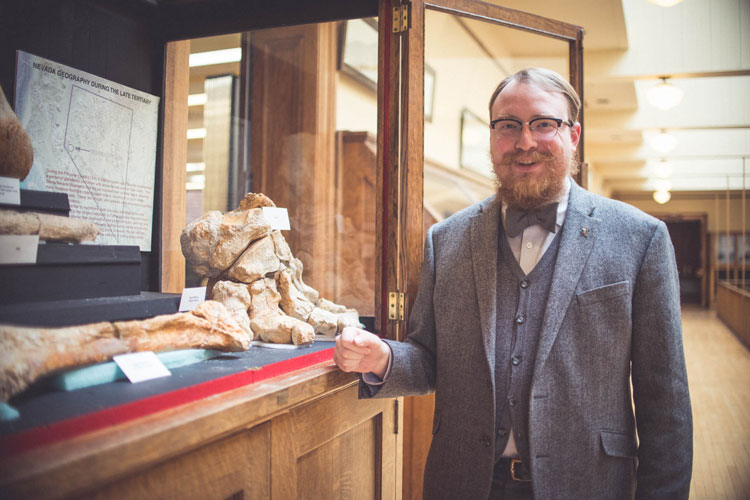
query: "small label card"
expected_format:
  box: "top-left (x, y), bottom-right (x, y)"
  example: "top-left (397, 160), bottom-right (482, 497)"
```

top-left (179, 286), bottom-right (206, 311)
top-left (0, 235), bottom-right (39, 264)
top-left (0, 177), bottom-right (21, 205)
top-left (262, 206), bottom-right (291, 231)
top-left (113, 352), bottom-right (171, 384)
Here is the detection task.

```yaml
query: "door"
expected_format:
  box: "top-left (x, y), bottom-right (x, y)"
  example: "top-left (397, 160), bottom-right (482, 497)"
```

top-left (380, 1), bottom-right (584, 497)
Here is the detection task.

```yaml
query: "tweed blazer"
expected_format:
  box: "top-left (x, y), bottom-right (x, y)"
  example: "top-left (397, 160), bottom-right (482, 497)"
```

top-left (362, 180), bottom-right (692, 500)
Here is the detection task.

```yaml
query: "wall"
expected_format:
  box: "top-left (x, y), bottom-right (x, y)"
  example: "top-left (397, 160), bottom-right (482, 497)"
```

top-left (616, 193), bottom-right (750, 233)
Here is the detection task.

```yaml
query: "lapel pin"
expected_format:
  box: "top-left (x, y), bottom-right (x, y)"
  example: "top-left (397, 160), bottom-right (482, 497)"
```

top-left (580, 227), bottom-right (589, 238)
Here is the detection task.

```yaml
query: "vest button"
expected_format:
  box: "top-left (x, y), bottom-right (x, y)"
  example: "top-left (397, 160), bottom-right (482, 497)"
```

top-left (520, 279), bottom-right (530, 289)
top-left (515, 314), bottom-right (525, 324)
top-left (511, 355), bottom-right (521, 366)
top-left (481, 436), bottom-right (491, 447)
top-left (497, 427), bottom-right (508, 437)
top-left (508, 396), bottom-right (517, 407)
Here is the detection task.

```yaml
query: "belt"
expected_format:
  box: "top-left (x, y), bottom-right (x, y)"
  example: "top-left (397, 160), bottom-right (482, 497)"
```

top-left (497, 458), bottom-right (532, 482)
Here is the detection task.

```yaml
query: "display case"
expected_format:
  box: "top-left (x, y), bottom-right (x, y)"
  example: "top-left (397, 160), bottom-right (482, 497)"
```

top-left (0, 0), bottom-right (583, 498)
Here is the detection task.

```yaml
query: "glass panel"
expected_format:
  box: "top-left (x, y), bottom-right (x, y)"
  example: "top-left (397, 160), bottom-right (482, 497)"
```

top-left (423, 9), bottom-right (571, 229)
top-left (182, 18), bottom-right (378, 328)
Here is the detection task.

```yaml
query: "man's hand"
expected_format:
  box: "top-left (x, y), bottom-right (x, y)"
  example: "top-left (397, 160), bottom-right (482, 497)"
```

top-left (334, 327), bottom-right (390, 379)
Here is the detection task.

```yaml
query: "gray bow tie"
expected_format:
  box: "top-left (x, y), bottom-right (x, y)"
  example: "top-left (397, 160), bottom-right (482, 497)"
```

top-left (505, 203), bottom-right (559, 237)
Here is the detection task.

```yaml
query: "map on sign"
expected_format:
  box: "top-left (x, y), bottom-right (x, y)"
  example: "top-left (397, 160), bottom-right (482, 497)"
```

top-left (14, 51), bottom-right (159, 250)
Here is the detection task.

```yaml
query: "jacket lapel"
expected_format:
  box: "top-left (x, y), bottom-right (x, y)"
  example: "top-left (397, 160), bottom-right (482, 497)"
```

top-left (470, 195), bottom-right (501, 374)
top-left (533, 181), bottom-right (600, 379)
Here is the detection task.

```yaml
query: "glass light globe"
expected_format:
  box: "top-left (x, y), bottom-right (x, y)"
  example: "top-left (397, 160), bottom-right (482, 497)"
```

top-left (649, 131), bottom-right (678, 154)
top-left (654, 179), bottom-right (672, 192)
top-left (647, 80), bottom-right (684, 110)
top-left (653, 190), bottom-right (672, 204)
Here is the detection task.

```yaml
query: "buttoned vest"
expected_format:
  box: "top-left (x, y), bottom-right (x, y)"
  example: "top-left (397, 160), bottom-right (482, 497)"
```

top-left (494, 224), bottom-right (561, 464)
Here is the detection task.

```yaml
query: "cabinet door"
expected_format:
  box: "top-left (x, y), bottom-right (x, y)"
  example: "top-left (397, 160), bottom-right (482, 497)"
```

top-left (271, 385), bottom-right (401, 500)
top-left (84, 422), bottom-right (272, 500)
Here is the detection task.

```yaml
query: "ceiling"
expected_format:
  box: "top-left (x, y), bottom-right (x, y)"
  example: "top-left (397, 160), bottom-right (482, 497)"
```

top-left (184, 0), bottom-right (749, 206)
top-left (483, 0), bottom-right (750, 200)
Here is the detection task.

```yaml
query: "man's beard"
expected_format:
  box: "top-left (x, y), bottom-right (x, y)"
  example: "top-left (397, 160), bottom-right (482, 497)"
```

top-left (493, 150), bottom-right (576, 209)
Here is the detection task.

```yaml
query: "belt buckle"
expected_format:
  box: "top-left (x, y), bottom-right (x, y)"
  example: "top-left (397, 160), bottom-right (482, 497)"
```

top-left (510, 458), bottom-right (531, 482)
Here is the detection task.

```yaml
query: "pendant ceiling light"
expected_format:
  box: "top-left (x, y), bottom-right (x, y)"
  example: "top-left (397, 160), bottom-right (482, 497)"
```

top-left (653, 190), bottom-right (672, 204)
top-left (649, 130), bottom-right (678, 154)
top-left (654, 159), bottom-right (673, 179)
top-left (647, 0), bottom-right (685, 7)
top-left (647, 78), bottom-right (684, 110)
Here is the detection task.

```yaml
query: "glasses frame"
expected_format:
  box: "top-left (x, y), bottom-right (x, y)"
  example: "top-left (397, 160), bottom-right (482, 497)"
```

top-left (489, 116), bottom-right (574, 140)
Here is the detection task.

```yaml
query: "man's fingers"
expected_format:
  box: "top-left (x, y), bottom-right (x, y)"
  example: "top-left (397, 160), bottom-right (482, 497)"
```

top-left (334, 327), bottom-right (387, 374)
top-left (339, 327), bottom-right (375, 353)
top-left (336, 332), bottom-right (369, 355)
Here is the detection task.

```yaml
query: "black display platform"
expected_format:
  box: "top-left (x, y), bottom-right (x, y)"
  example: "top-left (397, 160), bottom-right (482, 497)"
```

top-left (0, 291), bottom-right (181, 327)
top-left (0, 243), bottom-right (141, 305)
top-left (0, 342), bottom-right (333, 436)
top-left (0, 189), bottom-right (70, 216)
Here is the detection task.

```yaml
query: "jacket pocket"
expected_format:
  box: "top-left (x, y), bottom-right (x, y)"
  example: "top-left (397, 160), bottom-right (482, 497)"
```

top-left (432, 411), bottom-right (442, 435)
top-left (600, 429), bottom-right (636, 458)
top-left (577, 280), bottom-right (630, 306)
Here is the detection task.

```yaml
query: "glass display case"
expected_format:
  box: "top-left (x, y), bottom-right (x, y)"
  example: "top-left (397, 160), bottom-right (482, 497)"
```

top-left (0, 1), bottom-right (583, 498)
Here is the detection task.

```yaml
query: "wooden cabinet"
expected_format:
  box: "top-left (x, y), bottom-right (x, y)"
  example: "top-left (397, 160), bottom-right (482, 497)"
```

top-left (1, 363), bottom-right (402, 500)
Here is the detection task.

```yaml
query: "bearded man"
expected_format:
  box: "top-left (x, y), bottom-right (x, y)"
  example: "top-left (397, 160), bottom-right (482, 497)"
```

top-left (334, 67), bottom-right (692, 500)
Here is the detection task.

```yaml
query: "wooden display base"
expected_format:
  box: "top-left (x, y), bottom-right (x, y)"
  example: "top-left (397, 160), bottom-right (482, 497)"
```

top-left (0, 358), bottom-right (402, 500)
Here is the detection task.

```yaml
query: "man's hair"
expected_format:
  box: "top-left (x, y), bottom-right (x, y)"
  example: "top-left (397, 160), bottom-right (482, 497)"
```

top-left (488, 67), bottom-right (581, 123)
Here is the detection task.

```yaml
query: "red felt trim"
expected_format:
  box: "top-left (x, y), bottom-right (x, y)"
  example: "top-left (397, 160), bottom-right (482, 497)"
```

top-left (0, 347), bottom-right (333, 458)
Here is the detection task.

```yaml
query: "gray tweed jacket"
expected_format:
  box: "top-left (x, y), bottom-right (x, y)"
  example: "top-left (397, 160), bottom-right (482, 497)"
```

top-left (362, 180), bottom-right (692, 500)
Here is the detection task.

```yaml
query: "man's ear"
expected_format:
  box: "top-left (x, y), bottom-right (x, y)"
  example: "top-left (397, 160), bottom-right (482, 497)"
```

top-left (569, 122), bottom-right (581, 150)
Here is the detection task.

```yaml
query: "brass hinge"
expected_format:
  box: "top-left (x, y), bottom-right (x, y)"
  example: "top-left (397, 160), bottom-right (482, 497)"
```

top-left (394, 399), bottom-right (400, 434)
top-left (392, 3), bottom-right (411, 33)
top-left (388, 291), bottom-right (406, 320)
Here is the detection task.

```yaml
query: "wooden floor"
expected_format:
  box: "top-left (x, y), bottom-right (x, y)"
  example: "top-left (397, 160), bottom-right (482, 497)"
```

top-left (682, 306), bottom-right (750, 499)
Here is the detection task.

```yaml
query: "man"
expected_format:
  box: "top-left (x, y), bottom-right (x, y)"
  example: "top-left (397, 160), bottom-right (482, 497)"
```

top-left (334, 67), bottom-right (692, 500)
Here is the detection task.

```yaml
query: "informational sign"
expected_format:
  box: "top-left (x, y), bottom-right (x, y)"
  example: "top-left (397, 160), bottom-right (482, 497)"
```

top-left (261, 206), bottom-right (291, 231)
top-left (0, 177), bottom-right (20, 205)
top-left (113, 352), bottom-right (171, 384)
top-left (14, 51), bottom-right (160, 250)
top-left (0, 235), bottom-right (38, 264)
top-left (178, 286), bottom-right (207, 312)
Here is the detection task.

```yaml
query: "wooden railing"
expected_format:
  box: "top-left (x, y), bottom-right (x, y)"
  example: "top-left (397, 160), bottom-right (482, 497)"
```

top-left (716, 280), bottom-right (750, 350)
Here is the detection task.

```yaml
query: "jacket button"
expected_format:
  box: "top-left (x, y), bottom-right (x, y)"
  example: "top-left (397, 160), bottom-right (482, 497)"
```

top-left (481, 436), bottom-right (491, 447)
top-left (520, 279), bottom-right (530, 289)
top-left (497, 427), bottom-right (508, 437)
top-left (515, 314), bottom-right (525, 324)
top-left (508, 396), bottom-right (517, 407)
top-left (511, 355), bottom-right (521, 366)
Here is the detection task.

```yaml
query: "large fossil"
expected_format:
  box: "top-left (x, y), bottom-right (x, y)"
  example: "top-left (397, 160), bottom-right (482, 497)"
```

top-left (0, 301), bottom-right (250, 401)
top-left (182, 193), bottom-right (363, 344)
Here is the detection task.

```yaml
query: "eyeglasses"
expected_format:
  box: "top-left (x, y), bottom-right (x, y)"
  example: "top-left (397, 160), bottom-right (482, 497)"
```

top-left (489, 117), bottom-right (573, 140)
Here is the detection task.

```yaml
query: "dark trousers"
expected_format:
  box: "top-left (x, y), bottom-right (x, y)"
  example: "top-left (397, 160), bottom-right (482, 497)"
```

top-left (488, 458), bottom-right (534, 500)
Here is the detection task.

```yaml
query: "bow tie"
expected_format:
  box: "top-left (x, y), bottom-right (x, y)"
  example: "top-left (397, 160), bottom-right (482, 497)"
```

top-left (505, 203), bottom-right (559, 237)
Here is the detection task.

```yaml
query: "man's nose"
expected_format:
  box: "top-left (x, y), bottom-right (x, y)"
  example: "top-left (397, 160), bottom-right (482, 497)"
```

top-left (515, 124), bottom-right (537, 150)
